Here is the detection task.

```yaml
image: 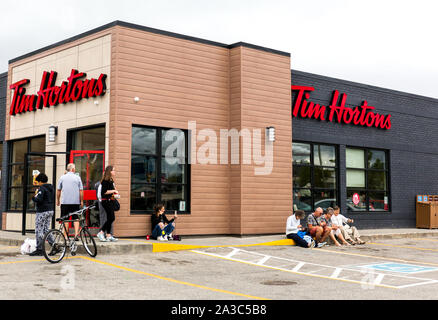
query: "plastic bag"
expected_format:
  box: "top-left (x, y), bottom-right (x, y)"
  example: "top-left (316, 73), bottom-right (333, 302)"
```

top-left (303, 235), bottom-right (313, 245)
top-left (20, 238), bottom-right (37, 255)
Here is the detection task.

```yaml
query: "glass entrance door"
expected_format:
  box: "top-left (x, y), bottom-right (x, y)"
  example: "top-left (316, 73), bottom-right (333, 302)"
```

top-left (70, 150), bottom-right (105, 230)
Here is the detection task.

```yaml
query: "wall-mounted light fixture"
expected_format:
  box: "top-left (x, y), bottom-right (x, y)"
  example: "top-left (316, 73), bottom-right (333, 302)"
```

top-left (266, 126), bottom-right (275, 142)
top-left (134, 97), bottom-right (140, 103)
top-left (48, 124), bottom-right (58, 142)
top-left (94, 100), bottom-right (99, 105)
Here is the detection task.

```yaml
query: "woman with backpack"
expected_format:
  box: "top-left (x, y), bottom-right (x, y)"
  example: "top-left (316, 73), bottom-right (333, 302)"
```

top-left (30, 173), bottom-right (55, 256)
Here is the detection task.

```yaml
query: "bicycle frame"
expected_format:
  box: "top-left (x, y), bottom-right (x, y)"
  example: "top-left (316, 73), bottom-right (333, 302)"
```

top-left (57, 205), bottom-right (96, 240)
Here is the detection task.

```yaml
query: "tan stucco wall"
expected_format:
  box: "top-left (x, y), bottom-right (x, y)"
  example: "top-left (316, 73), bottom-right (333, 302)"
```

top-left (3, 23), bottom-right (292, 236)
top-left (4, 33), bottom-right (112, 231)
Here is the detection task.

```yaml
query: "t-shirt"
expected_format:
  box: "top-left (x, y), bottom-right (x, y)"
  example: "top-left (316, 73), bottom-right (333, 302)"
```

top-left (100, 180), bottom-right (115, 200)
top-left (307, 213), bottom-right (320, 227)
top-left (57, 172), bottom-right (83, 204)
top-left (319, 215), bottom-right (332, 227)
top-left (331, 214), bottom-right (349, 227)
top-left (286, 214), bottom-right (301, 235)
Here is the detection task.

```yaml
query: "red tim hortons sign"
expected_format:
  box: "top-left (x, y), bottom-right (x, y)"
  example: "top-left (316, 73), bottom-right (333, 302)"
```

top-left (291, 85), bottom-right (391, 130)
top-left (9, 69), bottom-right (107, 116)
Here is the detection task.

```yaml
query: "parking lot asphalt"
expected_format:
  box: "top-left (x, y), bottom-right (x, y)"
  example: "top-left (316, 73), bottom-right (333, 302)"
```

top-left (1, 230), bottom-right (438, 301)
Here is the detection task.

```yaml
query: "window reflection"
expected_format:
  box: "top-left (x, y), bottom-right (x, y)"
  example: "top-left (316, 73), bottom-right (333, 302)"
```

top-left (292, 143), bottom-right (311, 165)
top-left (292, 142), bottom-right (338, 212)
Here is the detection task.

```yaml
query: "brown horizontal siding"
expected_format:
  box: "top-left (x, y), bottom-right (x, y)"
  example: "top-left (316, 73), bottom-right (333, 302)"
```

top-left (239, 47), bottom-right (292, 234)
top-left (111, 25), bottom-right (232, 237)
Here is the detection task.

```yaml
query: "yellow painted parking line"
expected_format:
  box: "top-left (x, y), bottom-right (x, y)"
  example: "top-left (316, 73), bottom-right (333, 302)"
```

top-left (417, 238), bottom-right (438, 242)
top-left (79, 256), bottom-right (269, 300)
top-left (123, 238), bottom-right (295, 253)
top-left (0, 256), bottom-right (81, 265)
top-left (191, 250), bottom-right (398, 290)
top-left (316, 248), bottom-right (438, 267)
top-left (368, 242), bottom-right (438, 252)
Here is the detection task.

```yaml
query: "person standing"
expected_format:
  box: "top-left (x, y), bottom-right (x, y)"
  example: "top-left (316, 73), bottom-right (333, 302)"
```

top-left (286, 210), bottom-right (315, 248)
top-left (98, 165), bottom-right (118, 242)
top-left (56, 163), bottom-right (84, 239)
top-left (30, 173), bottom-right (55, 256)
top-left (94, 180), bottom-right (113, 239)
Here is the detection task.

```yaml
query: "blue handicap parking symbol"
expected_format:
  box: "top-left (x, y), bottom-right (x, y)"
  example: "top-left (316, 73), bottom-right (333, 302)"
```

top-left (361, 263), bottom-right (438, 274)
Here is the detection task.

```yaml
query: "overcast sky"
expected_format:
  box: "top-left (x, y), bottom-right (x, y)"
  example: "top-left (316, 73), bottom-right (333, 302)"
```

top-left (1, 0), bottom-right (437, 98)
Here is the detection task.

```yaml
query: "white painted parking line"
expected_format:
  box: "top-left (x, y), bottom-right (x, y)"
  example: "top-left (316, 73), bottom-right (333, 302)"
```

top-left (292, 262), bottom-right (305, 272)
top-left (357, 262), bottom-right (438, 274)
top-left (192, 247), bottom-right (438, 290)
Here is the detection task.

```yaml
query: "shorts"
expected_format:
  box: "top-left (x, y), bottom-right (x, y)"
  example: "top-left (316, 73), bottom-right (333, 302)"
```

top-left (309, 226), bottom-right (321, 237)
top-left (61, 204), bottom-right (80, 220)
top-left (309, 225), bottom-right (330, 237)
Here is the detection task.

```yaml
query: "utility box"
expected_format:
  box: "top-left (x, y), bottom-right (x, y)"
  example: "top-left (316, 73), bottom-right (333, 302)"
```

top-left (416, 195), bottom-right (438, 229)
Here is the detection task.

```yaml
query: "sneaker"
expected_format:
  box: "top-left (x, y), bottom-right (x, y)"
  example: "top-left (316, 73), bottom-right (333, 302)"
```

top-left (167, 234), bottom-right (173, 241)
top-left (97, 232), bottom-right (107, 242)
top-left (108, 236), bottom-right (118, 242)
top-left (157, 236), bottom-right (168, 241)
top-left (317, 242), bottom-right (327, 248)
top-left (29, 250), bottom-right (43, 256)
top-left (49, 245), bottom-right (62, 256)
top-left (309, 240), bottom-right (316, 248)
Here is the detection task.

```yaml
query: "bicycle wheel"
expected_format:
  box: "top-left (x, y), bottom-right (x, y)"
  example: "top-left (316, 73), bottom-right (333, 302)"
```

top-left (42, 229), bottom-right (67, 263)
top-left (80, 228), bottom-right (97, 257)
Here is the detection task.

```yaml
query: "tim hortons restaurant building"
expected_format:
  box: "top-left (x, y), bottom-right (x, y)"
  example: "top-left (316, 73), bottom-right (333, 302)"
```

top-left (1, 21), bottom-right (438, 236)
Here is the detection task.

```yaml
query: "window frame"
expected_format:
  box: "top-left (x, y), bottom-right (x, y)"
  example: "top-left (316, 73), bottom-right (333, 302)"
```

top-left (346, 146), bottom-right (390, 213)
top-left (7, 135), bottom-right (45, 212)
top-left (130, 125), bottom-right (190, 215)
top-left (293, 141), bottom-right (339, 213)
top-left (66, 123), bottom-right (106, 160)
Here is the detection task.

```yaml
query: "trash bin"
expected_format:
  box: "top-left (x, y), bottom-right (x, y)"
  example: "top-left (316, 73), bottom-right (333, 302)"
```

top-left (416, 195), bottom-right (438, 229)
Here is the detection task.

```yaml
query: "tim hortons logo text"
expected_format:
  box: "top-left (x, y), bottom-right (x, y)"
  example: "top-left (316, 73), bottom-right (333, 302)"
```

top-left (291, 85), bottom-right (391, 130)
top-left (9, 69), bottom-right (107, 116)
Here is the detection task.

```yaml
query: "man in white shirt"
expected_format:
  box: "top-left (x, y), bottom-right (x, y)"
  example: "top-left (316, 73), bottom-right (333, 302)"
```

top-left (331, 206), bottom-right (365, 245)
top-left (56, 163), bottom-right (84, 238)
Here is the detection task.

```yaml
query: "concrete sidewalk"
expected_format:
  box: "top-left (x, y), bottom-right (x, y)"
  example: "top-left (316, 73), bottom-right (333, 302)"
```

top-left (2, 228), bottom-right (438, 255)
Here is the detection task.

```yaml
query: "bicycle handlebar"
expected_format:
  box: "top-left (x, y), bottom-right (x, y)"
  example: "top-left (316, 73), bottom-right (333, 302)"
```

top-left (59, 205), bottom-right (96, 221)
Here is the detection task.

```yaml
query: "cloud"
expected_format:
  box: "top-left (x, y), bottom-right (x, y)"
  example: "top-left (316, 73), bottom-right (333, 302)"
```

top-left (1, 0), bottom-right (437, 98)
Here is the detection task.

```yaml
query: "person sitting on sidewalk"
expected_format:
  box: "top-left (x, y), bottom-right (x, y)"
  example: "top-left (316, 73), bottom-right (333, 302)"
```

top-left (151, 204), bottom-right (177, 241)
top-left (306, 207), bottom-right (330, 248)
top-left (286, 210), bottom-right (316, 248)
top-left (320, 207), bottom-right (349, 246)
top-left (331, 206), bottom-right (366, 245)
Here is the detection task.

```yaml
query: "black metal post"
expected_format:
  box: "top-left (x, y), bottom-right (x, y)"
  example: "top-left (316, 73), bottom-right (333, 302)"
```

top-left (22, 154), bottom-right (29, 236)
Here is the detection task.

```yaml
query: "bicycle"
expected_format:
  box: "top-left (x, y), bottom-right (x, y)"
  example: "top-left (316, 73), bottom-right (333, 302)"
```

top-left (42, 205), bottom-right (98, 263)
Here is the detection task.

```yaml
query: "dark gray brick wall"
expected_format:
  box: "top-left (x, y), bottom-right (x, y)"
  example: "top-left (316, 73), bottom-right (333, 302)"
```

top-left (292, 69), bottom-right (438, 229)
top-left (0, 72), bottom-right (7, 222)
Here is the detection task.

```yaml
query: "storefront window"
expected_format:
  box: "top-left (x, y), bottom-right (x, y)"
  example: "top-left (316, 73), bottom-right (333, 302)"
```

top-left (8, 136), bottom-right (45, 211)
top-left (69, 126), bottom-right (105, 151)
top-left (293, 142), bottom-right (338, 212)
top-left (346, 147), bottom-right (389, 212)
top-left (131, 125), bottom-right (189, 213)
